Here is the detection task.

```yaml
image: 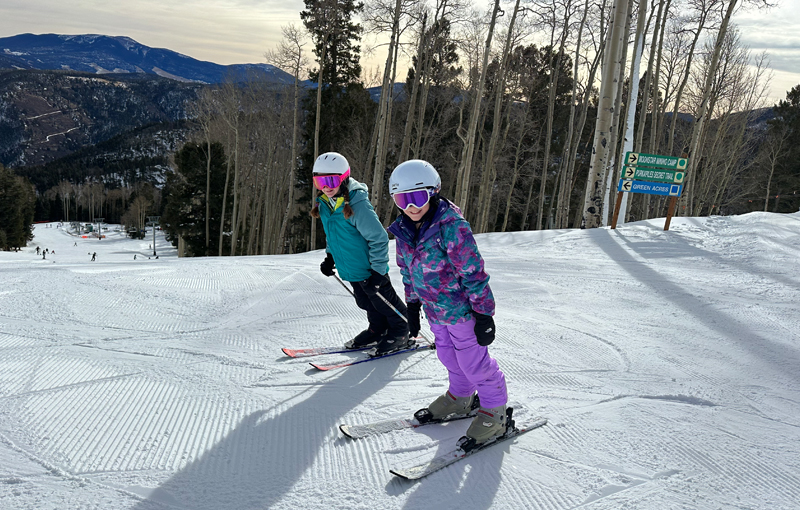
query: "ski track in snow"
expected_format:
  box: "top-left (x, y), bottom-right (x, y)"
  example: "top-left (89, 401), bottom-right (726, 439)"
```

top-left (0, 213), bottom-right (799, 509)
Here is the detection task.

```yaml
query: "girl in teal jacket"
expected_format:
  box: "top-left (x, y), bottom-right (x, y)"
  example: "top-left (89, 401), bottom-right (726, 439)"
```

top-left (311, 152), bottom-right (411, 356)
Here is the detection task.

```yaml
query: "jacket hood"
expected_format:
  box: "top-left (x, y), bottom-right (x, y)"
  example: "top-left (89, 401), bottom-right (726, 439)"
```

top-left (346, 178), bottom-right (369, 204)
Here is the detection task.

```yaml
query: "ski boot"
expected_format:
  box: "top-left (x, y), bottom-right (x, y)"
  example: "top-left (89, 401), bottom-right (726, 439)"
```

top-left (459, 404), bottom-right (508, 451)
top-left (414, 391), bottom-right (479, 424)
top-left (344, 328), bottom-right (385, 350)
top-left (369, 333), bottom-right (415, 357)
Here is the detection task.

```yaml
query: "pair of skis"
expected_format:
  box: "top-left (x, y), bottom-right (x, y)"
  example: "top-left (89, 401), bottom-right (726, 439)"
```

top-left (340, 407), bottom-right (547, 480)
top-left (282, 340), bottom-right (433, 371)
top-left (281, 343), bottom-right (547, 479)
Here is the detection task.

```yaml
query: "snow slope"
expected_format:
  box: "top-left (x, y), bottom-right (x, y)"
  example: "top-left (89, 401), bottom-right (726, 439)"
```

top-left (1, 213), bottom-right (799, 509)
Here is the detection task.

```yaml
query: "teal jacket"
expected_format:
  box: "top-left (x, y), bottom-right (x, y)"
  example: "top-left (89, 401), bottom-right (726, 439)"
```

top-left (317, 178), bottom-right (390, 282)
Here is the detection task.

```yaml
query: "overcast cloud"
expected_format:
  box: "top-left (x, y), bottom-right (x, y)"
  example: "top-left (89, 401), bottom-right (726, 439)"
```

top-left (0, 0), bottom-right (798, 102)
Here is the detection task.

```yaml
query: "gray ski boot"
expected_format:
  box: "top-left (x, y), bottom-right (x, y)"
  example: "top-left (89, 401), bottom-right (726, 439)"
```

top-left (414, 391), bottom-right (478, 423)
top-left (464, 404), bottom-right (507, 445)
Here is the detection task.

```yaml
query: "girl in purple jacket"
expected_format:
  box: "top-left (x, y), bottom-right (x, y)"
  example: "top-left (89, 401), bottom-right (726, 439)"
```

top-left (387, 160), bottom-right (509, 446)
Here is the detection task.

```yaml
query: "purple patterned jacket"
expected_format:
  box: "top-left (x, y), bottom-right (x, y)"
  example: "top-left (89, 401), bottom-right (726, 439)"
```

top-left (388, 198), bottom-right (495, 325)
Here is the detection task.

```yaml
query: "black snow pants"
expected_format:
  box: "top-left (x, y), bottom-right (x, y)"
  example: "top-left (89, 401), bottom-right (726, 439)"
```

top-left (351, 276), bottom-right (408, 338)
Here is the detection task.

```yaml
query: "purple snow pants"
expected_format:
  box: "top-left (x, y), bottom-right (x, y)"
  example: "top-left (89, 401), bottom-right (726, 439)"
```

top-left (430, 319), bottom-right (508, 408)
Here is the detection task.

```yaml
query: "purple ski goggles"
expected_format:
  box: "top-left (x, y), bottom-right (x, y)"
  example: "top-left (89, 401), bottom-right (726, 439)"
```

top-left (313, 168), bottom-right (350, 190)
top-left (392, 188), bottom-right (436, 211)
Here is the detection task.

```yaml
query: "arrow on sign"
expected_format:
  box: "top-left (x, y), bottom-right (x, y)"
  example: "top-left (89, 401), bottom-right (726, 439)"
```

top-left (627, 153), bottom-right (638, 165)
top-left (624, 167), bottom-right (635, 179)
top-left (622, 180), bottom-right (633, 192)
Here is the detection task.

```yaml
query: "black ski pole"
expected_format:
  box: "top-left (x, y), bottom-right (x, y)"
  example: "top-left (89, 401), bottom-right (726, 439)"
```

top-left (333, 273), bottom-right (432, 345)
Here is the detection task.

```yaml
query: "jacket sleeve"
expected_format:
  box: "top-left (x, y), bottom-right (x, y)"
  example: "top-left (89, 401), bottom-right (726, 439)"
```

top-left (395, 241), bottom-right (419, 303)
top-left (442, 219), bottom-right (495, 316)
top-left (350, 198), bottom-right (390, 275)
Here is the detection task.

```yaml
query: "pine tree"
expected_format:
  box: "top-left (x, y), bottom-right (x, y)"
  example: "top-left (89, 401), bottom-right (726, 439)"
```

top-left (301, 0), bottom-right (364, 87)
top-left (0, 164), bottom-right (36, 250)
top-left (161, 143), bottom-right (230, 256)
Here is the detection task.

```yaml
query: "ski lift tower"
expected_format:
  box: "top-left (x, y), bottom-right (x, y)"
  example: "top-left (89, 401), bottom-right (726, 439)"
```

top-left (147, 216), bottom-right (161, 257)
top-left (95, 218), bottom-right (104, 239)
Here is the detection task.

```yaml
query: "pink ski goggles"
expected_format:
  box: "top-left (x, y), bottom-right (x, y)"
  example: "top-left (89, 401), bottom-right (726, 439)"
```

top-left (313, 168), bottom-right (350, 189)
top-left (392, 188), bottom-right (436, 211)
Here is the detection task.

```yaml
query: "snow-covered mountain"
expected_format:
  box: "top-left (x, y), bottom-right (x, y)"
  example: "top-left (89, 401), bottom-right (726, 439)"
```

top-left (1, 212), bottom-right (798, 508)
top-left (0, 33), bottom-right (295, 85)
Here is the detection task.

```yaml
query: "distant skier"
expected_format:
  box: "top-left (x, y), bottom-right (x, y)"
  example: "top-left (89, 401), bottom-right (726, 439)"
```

top-left (74, 242), bottom-right (77, 247)
top-left (91, 252), bottom-right (96, 262)
top-left (311, 152), bottom-right (410, 356)
top-left (36, 247), bottom-right (40, 255)
top-left (387, 160), bottom-right (508, 446)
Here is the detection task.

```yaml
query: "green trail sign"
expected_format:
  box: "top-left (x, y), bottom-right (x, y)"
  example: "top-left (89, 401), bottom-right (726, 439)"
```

top-left (625, 152), bottom-right (688, 170)
top-left (622, 166), bottom-right (685, 184)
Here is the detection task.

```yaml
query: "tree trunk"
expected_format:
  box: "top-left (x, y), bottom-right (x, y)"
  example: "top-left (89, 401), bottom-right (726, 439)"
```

top-left (667, 6), bottom-right (710, 155)
top-left (311, 36), bottom-right (329, 251)
top-left (555, 0), bottom-right (590, 228)
top-left (538, 8), bottom-right (571, 231)
top-left (617, 0), bottom-right (648, 224)
top-left (399, 14), bottom-right (427, 163)
top-left (682, 0), bottom-right (738, 216)
top-left (601, 0), bottom-right (633, 227)
top-left (454, 0), bottom-right (501, 217)
top-left (477, 0), bottom-right (521, 233)
top-left (580, 0), bottom-right (629, 228)
top-left (371, 0), bottom-right (403, 211)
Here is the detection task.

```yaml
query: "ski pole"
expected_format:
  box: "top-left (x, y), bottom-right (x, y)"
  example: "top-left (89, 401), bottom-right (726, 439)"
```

top-left (333, 273), bottom-right (432, 345)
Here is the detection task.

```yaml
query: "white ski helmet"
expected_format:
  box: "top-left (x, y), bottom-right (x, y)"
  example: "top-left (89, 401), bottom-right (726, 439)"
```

top-left (313, 152), bottom-right (350, 175)
top-left (389, 160), bottom-right (441, 195)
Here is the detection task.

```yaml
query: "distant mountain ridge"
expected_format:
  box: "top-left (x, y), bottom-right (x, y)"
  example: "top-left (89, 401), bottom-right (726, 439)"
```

top-left (0, 33), bottom-right (295, 84)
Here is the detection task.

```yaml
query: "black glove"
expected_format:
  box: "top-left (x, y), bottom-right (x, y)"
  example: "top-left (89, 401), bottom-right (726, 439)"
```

top-left (407, 301), bottom-right (422, 337)
top-left (367, 269), bottom-right (388, 289)
top-left (472, 311), bottom-right (495, 346)
top-left (320, 253), bottom-right (335, 277)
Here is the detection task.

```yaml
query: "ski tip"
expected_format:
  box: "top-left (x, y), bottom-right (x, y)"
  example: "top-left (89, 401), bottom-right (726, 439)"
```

top-left (282, 348), bottom-right (296, 357)
top-left (339, 424), bottom-right (356, 439)
top-left (309, 362), bottom-right (329, 371)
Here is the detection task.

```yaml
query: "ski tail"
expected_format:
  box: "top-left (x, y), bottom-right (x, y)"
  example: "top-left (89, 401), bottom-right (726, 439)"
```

top-left (282, 346), bottom-right (371, 358)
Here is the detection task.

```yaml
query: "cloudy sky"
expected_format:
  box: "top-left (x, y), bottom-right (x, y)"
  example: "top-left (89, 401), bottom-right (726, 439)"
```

top-left (0, 0), bottom-right (798, 103)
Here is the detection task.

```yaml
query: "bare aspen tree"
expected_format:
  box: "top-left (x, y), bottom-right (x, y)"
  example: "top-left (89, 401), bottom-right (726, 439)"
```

top-left (629, 0), bottom-right (665, 220)
top-left (191, 87), bottom-right (218, 255)
top-left (266, 25), bottom-right (309, 253)
top-left (762, 122), bottom-right (789, 212)
top-left (580, 0), bottom-right (629, 228)
top-left (399, 13), bottom-right (428, 164)
top-left (454, 0), bottom-right (501, 217)
top-left (681, 0), bottom-right (739, 216)
top-left (365, 0), bottom-right (415, 211)
top-left (217, 81), bottom-right (243, 256)
top-left (476, 0), bottom-right (522, 233)
top-left (601, 0), bottom-right (633, 227)
top-left (647, 0), bottom-right (672, 157)
top-left (556, 0), bottom-right (607, 228)
top-left (413, 0), bottom-right (455, 159)
top-left (531, 0), bottom-right (576, 231)
top-left (555, 0), bottom-right (589, 228)
top-left (617, 0), bottom-right (648, 224)
top-left (667, 0), bottom-right (719, 155)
